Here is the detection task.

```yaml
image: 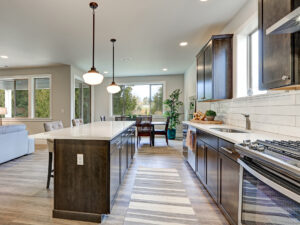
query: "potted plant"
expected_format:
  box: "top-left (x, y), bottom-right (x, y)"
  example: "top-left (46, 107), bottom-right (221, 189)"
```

top-left (206, 110), bottom-right (216, 121)
top-left (164, 89), bottom-right (183, 139)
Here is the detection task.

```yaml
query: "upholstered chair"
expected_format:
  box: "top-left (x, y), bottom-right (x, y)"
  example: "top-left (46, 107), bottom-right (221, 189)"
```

top-left (43, 121), bottom-right (64, 189)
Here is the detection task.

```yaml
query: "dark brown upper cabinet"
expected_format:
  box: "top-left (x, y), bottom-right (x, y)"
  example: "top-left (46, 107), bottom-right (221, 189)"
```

top-left (259, 0), bottom-right (300, 90)
top-left (197, 34), bottom-right (233, 101)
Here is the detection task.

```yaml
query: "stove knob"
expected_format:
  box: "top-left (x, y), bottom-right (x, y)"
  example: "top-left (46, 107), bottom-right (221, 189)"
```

top-left (257, 145), bottom-right (265, 152)
top-left (243, 140), bottom-right (251, 146)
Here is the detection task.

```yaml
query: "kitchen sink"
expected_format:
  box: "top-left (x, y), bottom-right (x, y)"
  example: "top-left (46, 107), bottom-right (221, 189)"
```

top-left (211, 128), bottom-right (247, 133)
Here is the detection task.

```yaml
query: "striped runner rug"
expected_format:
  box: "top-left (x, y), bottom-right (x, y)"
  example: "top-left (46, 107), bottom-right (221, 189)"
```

top-left (124, 167), bottom-right (199, 225)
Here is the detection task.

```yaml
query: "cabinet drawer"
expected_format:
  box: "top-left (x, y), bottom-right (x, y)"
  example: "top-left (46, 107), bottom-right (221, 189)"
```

top-left (198, 130), bottom-right (218, 150)
top-left (219, 139), bottom-right (239, 161)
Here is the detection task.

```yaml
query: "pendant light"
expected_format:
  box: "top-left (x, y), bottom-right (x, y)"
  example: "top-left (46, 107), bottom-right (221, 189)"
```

top-left (83, 2), bottom-right (104, 85)
top-left (107, 39), bottom-right (121, 94)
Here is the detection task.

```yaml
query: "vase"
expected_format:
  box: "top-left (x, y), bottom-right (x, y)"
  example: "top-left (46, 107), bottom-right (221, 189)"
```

top-left (167, 129), bottom-right (176, 140)
top-left (206, 116), bottom-right (215, 121)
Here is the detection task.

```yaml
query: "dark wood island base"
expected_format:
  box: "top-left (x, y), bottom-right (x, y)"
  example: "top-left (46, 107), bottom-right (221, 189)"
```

top-left (50, 124), bottom-right (135, 223)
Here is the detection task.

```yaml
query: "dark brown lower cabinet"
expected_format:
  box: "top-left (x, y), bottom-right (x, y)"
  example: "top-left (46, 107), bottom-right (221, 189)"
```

top-left (121, 134), bottom-right (128, 182)
top-left (196, 139), bottom-right (206, 183)
top-left (219, 152), bottom-right (240, 225)
top-left (110, 137), bottom-right (121, 208)
top-left (206, 145), bottom-right (219, 202)
top-left (188, 128), bottom-right (240, 225)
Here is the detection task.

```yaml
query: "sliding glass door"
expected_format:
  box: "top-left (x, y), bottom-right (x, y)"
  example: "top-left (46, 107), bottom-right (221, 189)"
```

top-left (75, 80), bottom-right (91, 124)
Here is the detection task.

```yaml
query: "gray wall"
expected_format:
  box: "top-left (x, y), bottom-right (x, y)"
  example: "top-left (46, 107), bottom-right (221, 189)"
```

top-left (0, 65), bottom-right (71, 135)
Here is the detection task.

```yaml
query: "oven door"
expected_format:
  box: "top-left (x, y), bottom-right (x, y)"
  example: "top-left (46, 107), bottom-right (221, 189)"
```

top-left (238, 159), bottom-right (300, 225)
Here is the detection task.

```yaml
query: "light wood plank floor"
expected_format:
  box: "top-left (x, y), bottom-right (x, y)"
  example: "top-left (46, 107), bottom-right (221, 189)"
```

top-left (0, 138), bottom-right (228, 225)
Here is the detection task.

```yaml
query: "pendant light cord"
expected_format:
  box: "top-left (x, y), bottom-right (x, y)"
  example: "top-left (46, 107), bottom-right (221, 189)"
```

top-left (92, 8), bottom-right (95, 69)
top-left (112, 41), bottom-right (115, 82)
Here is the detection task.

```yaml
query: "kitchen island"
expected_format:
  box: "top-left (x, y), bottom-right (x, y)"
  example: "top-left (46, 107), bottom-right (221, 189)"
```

top-left (31, 121), bottom-right (136, 223)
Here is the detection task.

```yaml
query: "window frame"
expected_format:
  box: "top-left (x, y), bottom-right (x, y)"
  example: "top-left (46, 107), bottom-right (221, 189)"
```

top-left (0, 74), bottom-right (52, 121)
top-left (74, 79), bottom-right (91, 124)
top-left (247, 29), bottom-right (266, 96)
top-left (111, 81), bottom-right (166, 117)
top-left (33, 76), bottom-right (52, 119)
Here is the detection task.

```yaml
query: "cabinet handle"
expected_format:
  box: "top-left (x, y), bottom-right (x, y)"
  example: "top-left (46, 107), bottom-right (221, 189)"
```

top-left (282, 75), bottom-right (290, 81)
top-left (220, 147), bottom-right (233, 154)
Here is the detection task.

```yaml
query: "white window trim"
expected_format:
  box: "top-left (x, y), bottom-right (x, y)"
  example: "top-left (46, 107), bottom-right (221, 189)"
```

top-left (0, 74), bottom-right (52, 121)
top-left (109, 81), bottom-right (166, 118)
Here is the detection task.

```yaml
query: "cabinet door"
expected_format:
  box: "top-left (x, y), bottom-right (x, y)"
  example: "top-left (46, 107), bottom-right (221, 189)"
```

top-left (219, 153), bottom-right (240, 225)
top-left (110, 138), bottom-right (121, 207)
top-left (197, 50), bottom-right (205, 101)
top-left (196, 139), bottom-right (206, 183)
top-left (206, 145), bottom-right (218, 201)
top-left (120, 135), bottom-right (127, 182)
top-left (259, 0), bottom-right (293, 89)
top-left (204, 41), bottom-right (213, 100)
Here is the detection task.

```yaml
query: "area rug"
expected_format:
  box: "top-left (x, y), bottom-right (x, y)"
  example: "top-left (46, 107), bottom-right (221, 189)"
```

top-left (124, 167), bottom-right (199, 225)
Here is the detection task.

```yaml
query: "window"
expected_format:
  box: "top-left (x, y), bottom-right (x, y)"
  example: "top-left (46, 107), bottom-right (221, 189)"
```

top-left (112, 84), bottom-right (163, 116)
top-left (34, 78), bottom-right (50, 118)
top-left (0, 79), bottom-right (28, 118)
top-left (75, 80), bottom-right (91, 124)
top-left (0, 75), bottom-right (51, 119)
top-left (248, 30), bottom-right (266, 96)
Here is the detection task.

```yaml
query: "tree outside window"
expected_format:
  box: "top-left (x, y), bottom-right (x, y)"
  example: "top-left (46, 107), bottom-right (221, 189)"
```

top-left (112, 84), bottom-right (163, 116)
top-left (34, 78), bottom-right (50, 118)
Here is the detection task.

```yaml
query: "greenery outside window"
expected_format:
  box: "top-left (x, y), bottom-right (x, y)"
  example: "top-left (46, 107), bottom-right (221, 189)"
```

top-left (0, 79), bottom-right (28, 118)
top-left (34, 78), bottom-right (50, 118)
top-left (113, 84), bottom-right (163, 116)
top-left (0, 75), bottom-right (51, 119)
top-left (75, 80), bottom-right (91, 124)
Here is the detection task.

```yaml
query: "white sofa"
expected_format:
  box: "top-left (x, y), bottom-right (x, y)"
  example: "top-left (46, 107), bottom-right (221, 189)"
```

top-left (0, 125), bottom-right (35, 164)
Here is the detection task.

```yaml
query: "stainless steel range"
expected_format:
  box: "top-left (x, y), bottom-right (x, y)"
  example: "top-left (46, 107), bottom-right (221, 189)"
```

top-left (235, 140), bottom-right (300, 225)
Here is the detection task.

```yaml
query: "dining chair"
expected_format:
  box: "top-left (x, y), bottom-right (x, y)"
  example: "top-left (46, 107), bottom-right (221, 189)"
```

top-left (153, 117), bottom-right (170, 145)
top-left (136, 116), bottom-right (153, 146)
top-left (115, 116), bottom-right (122, 121)
top-left (72, 118), bottom-right (83, 127)
top-left (43, 121), bottom-right (64, 189)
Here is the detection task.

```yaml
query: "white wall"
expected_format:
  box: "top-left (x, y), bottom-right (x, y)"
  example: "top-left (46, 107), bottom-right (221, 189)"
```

top-left (184, 60), bottom-right (197, 120)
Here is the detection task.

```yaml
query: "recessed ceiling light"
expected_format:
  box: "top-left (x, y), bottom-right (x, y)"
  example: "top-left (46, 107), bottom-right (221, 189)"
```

top-left (297, 16), bottom-right (300, 22)
top-left (180, 42), bottom-right (188, 47)
top-left (0, 55), bottom-right (8, 59)
top-left (162, 68), bottom-right (168, 71)
top-left (104, 71), bottom-right (109, 74)
top-left (200, 0), bottom-right (208, 2)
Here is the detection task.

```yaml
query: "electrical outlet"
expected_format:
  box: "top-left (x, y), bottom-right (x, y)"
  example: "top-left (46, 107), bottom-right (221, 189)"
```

top-left (77, 154), bottom-right (84, 165)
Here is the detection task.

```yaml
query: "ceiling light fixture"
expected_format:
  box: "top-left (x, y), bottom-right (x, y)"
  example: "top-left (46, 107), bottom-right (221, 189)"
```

top-left (107, 39), bottom-right (121, 94)
top-left (162, 68), bottom-right (168, 71)
top-left (180, 42), bottom-right (188, 46)
top-left (0, 55), bottom-right (8, 59)
top-left (83, 2), bottom-right (104, 85)
top-left (104, 71), bottom-right (109, 74)
top-left (200, 0), bottom-right (208, 2)
top-left (297, 16), bottom-right (300, 22)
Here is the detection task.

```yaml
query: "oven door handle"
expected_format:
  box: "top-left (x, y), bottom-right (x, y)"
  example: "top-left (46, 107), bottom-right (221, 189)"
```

top-left (238, 159), bottom-right (300, 204)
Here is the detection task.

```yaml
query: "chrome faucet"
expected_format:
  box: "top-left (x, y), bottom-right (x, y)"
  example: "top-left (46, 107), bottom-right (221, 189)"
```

top-left (242, 114), bottom-right (251, 130)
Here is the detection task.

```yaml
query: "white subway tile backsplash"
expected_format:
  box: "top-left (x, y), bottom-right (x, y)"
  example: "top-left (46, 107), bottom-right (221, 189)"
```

top-left (197, 91), bottom-right (300, 138)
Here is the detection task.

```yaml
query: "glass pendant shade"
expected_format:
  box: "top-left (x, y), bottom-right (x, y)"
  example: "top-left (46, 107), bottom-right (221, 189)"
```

top-left (83, 68), bottom-right (104, 85)
top-left (107, 81), bottom-right (121, 94)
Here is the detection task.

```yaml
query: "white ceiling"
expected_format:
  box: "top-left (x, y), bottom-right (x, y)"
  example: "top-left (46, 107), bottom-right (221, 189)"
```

top-left (0, 0), bottom-right (247, 76)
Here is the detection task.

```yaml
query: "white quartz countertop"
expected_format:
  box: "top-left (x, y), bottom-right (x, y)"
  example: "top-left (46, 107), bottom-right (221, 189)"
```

top-left (30, 121), bottom-right (135, 141)
top-left (183, 121), bottom-right (300, 144)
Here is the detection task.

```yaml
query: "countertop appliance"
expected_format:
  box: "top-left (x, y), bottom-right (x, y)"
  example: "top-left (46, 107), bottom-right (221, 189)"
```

top-left (235, 140), bottom-right (300, 225)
